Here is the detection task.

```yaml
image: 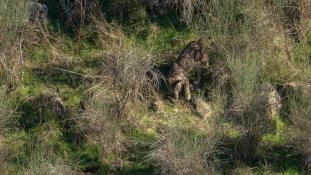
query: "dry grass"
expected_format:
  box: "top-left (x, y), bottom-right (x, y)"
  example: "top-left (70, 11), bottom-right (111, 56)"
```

top-left (0, 87), bottom-right (19, 174)
top-left (147, 94), bottom-right (225, 175)
top-left (76, 20), bottom-right (162, 158)
top-left (298, 0), bottom-right (311, 39)
top-left (191, 0), bottom-right (299, 162)
top-left (76, 88), bottom-right (125, 157)
top-left (92, 20), bottom-right (161, 116)
top-left (0, 87), bottom-right (18, 135)
top-left (0, 0), bottom-right (40, 90)
top-left (148, 115), bottom-right (223, 175)
top-left (20, 152), bottom-right (80, 175)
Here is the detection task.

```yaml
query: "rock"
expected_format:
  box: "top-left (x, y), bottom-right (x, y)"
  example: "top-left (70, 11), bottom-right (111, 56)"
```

top-left (191, 97), bottom-right (212, 118)
top-left (29, 2), bottom-right (48, 23)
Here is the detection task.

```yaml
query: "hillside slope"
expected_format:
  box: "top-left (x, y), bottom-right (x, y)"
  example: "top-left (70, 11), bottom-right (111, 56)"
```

top-left (1, 0), bottom-right (311, 174)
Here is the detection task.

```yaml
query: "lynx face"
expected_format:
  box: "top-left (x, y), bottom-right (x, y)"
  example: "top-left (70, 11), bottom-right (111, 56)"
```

top-left (29, 2), bottom-right (48, 23)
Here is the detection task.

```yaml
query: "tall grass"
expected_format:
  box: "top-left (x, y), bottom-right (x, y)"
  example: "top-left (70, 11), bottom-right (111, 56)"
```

top-left (16, 151), bottom-right (79, 175)
top-left (186, 0), bottom-right (299, 162)
top-left (0, 88), bottom-right (19, 174)
top-left (290, 87), bottom-right (311, 168)
top-left (0, 0), bottom-right (34, 90)
top-left (148, 92), bottom-right (225, 175)
top-left (148, 117), bottom-right (223, 175)
top-left (76, 20), bottom-right (162, 159)
top-left (0, 87), bottom-right (18, 135)
top-left (93, 20), bottom-right (161, 116)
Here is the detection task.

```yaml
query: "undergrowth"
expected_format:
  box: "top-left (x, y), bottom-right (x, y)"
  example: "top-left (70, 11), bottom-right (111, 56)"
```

top-left (1, 0), bottom-right (311, 174)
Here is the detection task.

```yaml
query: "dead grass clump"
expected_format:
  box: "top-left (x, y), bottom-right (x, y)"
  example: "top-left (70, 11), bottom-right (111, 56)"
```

top-left (0, 0), bottom-right (28, 88)
top-left (0, 0), bottom-right (40, 91)
top-left (226, 53), bottom-right (275, 162)
top-left (148, 114), bottom-right (223, 175)
top-left (93, 21), bottom-right (161, 116)
top-left (20, 152), bottom-right (79, 175)
top-left (76, 89), bottom-right (124, 157)
top-left (76, 20), bottom-right (161, 157)
top-left (298, 0), bottom-right (311, 39)
top-left (230, 90), bottom-right (275, 162)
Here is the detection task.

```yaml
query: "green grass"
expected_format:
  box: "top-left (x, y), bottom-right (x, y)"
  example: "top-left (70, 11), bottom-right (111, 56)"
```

top-left (2, 0), bottom-right (311, 174)
top-left (262, 116), bottom-right (289, 146)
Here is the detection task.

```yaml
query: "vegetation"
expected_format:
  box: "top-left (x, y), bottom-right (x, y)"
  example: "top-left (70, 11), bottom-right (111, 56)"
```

top-left (1, 0), bottom-right (311, 174)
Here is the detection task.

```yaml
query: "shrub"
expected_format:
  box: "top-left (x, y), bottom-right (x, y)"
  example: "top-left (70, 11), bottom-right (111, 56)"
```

top-left (93, 20), bottom-right (161, 116)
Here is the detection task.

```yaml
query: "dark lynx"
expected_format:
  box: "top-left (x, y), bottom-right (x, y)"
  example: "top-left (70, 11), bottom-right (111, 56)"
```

top-left (168, 39), bottom-right (208, 101)
top-left (29, 2), bottom-right (48, 23)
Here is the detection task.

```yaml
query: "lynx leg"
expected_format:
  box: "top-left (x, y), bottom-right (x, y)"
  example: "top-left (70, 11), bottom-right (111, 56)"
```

top-left (194, 69), bottom-right (203, 90)
top-left (184, 79), bottom-right (191, 101)
top-left (174, 81), bottom-right (183, 100)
